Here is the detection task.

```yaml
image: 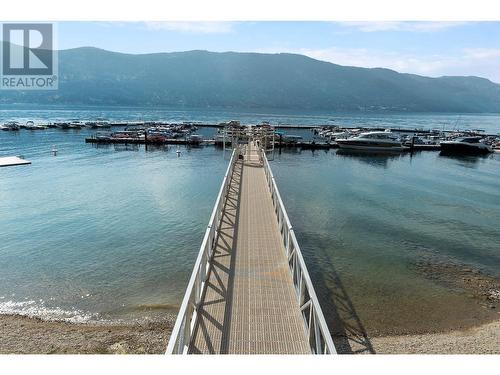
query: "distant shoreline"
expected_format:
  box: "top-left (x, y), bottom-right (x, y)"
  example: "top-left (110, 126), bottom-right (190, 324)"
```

top-left (1, 103), bottom-right (500, 116)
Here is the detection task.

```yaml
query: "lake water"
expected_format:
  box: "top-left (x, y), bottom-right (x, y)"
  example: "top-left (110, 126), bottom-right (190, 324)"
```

top-left (1, 107), bottom-right (499, 337)
top-left (1, 104), bottom-right (500, 134)
top-left (273, 148), bottom-right (500, 336)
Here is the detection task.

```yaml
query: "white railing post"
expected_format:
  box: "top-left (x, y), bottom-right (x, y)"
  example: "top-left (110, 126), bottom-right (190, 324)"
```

top-left (314, 311), bottom-right (322, 354)
top-left (285, 227), bottom-right (291, 256)
top-left (207, 225), bottom-right (213, 254)
top-left (179, 308), bottom-right (188, 352)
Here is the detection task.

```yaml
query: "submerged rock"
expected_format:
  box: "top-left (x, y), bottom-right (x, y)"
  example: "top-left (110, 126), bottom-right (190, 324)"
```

top-left (411, 255), bottom-right (500, 310)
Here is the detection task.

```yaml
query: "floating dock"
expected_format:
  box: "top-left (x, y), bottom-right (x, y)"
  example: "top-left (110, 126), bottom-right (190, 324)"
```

top-left (0, 156), bottom-right (31, 167)
top-left (275, 141), bottom-right (338, 149)
top-left (85, 137), bottom-right (202, 145)
top-left (86, 136), bottom-right (444, 151)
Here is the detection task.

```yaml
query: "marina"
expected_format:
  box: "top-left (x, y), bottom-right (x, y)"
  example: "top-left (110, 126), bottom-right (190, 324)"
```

top-left (1, 108), bottom-right (499, 354)
top-left (3, 116), bottom-right (498, 154)
top-left (76, 122), bottom-right (497, 154)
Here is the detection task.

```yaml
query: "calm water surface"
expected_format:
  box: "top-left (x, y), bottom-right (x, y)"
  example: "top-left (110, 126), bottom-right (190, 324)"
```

top-left (0, 129), bottom-right (227, 322)
top-left (272, 148), bottom-right (500, 335)
top-left (0, 107), bottom-right (499, 336)
top-left (1, 104), bottom-right (500, 133)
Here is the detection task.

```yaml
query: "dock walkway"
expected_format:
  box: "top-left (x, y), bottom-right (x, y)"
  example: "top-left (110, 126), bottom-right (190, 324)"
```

top-left (188, 142), bottom-right (310, 354)
top-left (167, 140), bottom-right (335, 355)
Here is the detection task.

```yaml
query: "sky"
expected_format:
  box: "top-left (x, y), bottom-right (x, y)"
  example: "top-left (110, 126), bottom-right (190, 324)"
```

top-left (57, 21), bottom-right (500, 83)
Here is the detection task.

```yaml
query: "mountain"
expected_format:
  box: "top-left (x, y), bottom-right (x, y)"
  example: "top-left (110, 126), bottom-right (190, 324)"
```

top-left (2, 47), bottom-right (500, 112)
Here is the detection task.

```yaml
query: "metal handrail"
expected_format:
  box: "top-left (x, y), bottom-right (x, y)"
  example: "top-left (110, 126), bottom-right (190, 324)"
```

top-left (166, 148), bottom-right (239, 354)
top-left (260, 149), bottom-right (337, 354)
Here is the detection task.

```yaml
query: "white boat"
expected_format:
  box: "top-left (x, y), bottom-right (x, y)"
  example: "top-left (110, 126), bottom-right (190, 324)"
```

top-left (96, 121), bottom-right (111, 128)
top-left (282, 135), bottom-right (302, 143)
top-left (24, 121), bottom-right (47, 130)
top-left (440, 137), bottom-right (493, 155)
top-left (188, 134), bottom-right (203, 143)
top-left (336, 130), bottom-right (407, 152)
top-left (403, 136), bottom-right (438, 146)
top-left (329, 131), bottom-right (351, 140)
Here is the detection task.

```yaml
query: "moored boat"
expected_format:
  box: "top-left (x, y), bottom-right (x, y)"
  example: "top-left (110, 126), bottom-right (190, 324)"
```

top-left (336, 130), bottom-right (408, 152)
top-left (188, 134), bottom-right (204, 144)
top-left (440, 137), bottom-right (493, 155)
top-left (1, 121), bottom-right (20, 131)
top-left (24, 121), bottom-right (47, 130)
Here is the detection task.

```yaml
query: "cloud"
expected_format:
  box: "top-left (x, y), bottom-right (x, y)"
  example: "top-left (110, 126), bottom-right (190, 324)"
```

top-left (463, 48), bottom-right (500, 59)
top-left (298, 47), bottom-right (451, 74)
top-left (144, 22), bottom-right (234, 34)
top-left (255, 46), bottom-right (500, 83)
top-left (338, 21), bottom-right (469, 33)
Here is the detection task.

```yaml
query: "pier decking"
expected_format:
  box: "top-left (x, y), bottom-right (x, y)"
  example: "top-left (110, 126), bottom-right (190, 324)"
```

top-left (188, 143), bottom-right (310, 354)
top-left (167, 141), bottom-right (335, 355)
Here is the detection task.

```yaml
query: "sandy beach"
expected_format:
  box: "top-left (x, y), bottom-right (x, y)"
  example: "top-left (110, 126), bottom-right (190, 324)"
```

top-left (0, 314), bottom-right (173, 354)
top-left (371, 319), bottom-right (500, 354)
top-left (0, 312), bottom-right (498, 354)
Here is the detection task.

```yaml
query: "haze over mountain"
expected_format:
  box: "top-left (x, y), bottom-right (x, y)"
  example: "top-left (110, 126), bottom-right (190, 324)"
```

top-left (2, 46), bottom-right (500, 113)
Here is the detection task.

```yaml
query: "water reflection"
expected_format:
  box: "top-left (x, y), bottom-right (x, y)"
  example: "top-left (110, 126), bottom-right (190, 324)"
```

top-left (438, 153), bottom-right (492, 168)
top-left (145, 144), bottom-right (169, 152)
top-left (114, 143), bottom-right (141, 152)
top-left (91, 143), bottom-right (141, 152)
top-left (335, 149), bottom-right (405, 168)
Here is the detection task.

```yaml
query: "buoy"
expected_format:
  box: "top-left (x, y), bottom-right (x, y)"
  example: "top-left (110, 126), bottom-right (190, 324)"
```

top-left (52, 145), bottom-right (57, 156)
top-left (176, 146), bottom-right (181, 157)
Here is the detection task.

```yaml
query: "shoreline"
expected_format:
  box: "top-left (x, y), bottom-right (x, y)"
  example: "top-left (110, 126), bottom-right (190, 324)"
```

top-left (370, 319), bottom-right (500, 354)
top-left (1, 313), bottom-right (498, 354)
top-left (0, 314), bottom-right (173, 354)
